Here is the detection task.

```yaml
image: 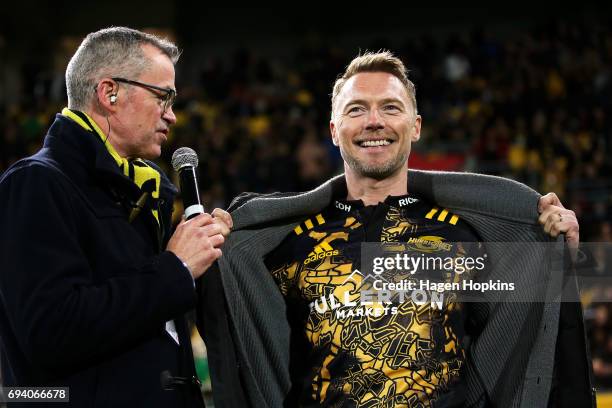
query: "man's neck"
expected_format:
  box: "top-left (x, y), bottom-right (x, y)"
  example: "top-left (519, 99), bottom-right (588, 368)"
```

top-left (85, 109), bottom-right (128, 158)
top-left (344, 167), bottom-right (408, 206)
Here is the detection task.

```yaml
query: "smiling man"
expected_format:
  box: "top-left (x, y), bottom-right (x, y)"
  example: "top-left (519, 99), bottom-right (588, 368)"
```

top-left (0, 27), bottom-right (230, 407)
top-left (330, 69), bottom-right (422, 202)
top-left (198, 51), bottom-right (593, 408)
top-left (264, 66), bottom-right (486, 406)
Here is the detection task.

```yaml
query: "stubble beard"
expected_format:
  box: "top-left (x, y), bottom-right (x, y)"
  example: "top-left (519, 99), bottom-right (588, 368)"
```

top-left (341, 145), bottom-right (409, 181)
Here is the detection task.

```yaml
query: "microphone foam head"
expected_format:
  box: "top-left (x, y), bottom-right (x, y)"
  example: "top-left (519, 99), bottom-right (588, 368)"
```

top-left (171, 147), bottom-right (199, 171)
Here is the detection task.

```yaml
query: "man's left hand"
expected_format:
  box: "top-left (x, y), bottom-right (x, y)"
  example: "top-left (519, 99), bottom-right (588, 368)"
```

top-left (538, 193), bottom-right (579, 260)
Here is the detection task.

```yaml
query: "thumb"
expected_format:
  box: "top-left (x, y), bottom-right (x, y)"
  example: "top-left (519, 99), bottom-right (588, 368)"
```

top-left (539, 192), bottom-right (563, 212)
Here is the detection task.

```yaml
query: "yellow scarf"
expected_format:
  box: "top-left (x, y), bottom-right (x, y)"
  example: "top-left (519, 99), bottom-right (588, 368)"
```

top-left (61, 108), bottom-right (160, 225)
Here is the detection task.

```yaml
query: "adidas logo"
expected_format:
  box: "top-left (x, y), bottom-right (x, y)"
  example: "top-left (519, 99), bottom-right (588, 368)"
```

top-left (304, 241), bottom-right (339, 264)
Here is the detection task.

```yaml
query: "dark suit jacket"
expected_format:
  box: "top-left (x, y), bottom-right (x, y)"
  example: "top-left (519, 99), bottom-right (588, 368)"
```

top-left (0, 114), bottom-right (203, 407)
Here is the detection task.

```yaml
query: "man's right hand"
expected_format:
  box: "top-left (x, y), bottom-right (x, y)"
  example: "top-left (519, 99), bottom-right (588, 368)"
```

top-left (166, 213), bottom-right (225, 279)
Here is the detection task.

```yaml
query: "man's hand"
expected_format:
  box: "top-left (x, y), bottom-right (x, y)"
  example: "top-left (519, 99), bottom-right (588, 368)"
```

top-left (166, 213), bottom-right (225, 279)
top-left (538, 192), bottom-right (580, 260)
top-left (212, 208), bottom-right (233, 238)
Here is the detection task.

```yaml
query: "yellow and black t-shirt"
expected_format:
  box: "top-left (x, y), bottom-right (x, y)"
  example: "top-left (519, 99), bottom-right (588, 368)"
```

top-left (265, 192), bottom-right (486, 408)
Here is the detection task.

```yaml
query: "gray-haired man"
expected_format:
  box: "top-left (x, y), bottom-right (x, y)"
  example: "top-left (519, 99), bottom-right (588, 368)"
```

top-left (0, 27), bottom-right (230, 407)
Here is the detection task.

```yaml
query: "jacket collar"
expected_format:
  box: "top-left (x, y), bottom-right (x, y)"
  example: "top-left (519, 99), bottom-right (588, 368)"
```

top-left (232, 171), bottom-right (541, 230)
top-left (42, 114), bottom-right (178, 200)
top-left (43, 114), bottom-right (136, 190)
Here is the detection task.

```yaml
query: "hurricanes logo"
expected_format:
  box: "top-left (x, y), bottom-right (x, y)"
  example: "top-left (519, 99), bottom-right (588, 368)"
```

top-left (304, 241), bottom-right (339, 264)
top-left (406, 235), bottom-right (452, 253)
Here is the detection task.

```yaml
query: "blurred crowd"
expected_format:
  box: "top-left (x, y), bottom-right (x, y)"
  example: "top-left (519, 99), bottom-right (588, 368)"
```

top-left (1, 18), bottom-right (611, 389)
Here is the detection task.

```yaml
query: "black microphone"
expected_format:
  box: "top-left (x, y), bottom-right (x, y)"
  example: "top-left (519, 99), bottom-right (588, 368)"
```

top-left (171, 147), bottom-right (204, 220)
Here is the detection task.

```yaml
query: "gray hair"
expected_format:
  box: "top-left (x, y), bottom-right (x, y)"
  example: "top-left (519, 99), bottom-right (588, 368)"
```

top-left (331, 50), bottom-right (417, 119)
top-left (65, 26), bottom-right (181, 110)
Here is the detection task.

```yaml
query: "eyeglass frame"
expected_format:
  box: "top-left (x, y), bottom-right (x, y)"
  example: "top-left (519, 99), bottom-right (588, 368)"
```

top-left (103, 77), bottom-right (177, 113)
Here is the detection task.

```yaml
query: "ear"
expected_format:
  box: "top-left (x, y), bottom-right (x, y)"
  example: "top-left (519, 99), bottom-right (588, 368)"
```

top-left (330, 119), bottom-right (339, 146)
top-left (94, 78), bottom-right (120, 113)
top-left (411, 115), bottom-right (422, 142)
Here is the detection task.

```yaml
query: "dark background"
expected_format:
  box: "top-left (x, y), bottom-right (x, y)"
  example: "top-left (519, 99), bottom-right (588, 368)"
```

top-left (1, 2), bottom-right (611, 400)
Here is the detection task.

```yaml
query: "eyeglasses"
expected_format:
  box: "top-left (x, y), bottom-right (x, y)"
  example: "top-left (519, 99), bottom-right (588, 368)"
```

top-left (112, 77), bottom-right (177, 113)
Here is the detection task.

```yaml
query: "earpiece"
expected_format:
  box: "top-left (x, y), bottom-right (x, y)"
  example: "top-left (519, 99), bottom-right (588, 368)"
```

top-left (110, 95), bottom-right (117, 104)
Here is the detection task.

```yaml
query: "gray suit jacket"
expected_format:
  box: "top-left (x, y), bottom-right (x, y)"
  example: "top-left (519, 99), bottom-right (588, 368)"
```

top-left (198, 170), bottom-right (593, 407)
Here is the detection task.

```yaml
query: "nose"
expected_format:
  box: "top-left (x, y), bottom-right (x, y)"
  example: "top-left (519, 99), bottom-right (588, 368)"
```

top-left (365, 107), bottom-right (384, 131)
top-left (163, 106), bottom-right (177, 125)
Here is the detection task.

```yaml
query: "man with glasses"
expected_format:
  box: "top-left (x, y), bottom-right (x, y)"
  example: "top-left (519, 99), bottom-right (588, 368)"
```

top-left (111, 77), bottom-right (177, 115)
top-left (0, 27), bottom-right (229, 407)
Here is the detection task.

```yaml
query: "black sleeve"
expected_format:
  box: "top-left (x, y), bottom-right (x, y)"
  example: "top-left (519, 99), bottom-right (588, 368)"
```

top-left (0, 165), bottom-right (196, 372)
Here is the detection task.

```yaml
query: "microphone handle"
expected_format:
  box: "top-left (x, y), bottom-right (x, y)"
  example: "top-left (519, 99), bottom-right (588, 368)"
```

top-left (179, 165), bottom-right (204, 219)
